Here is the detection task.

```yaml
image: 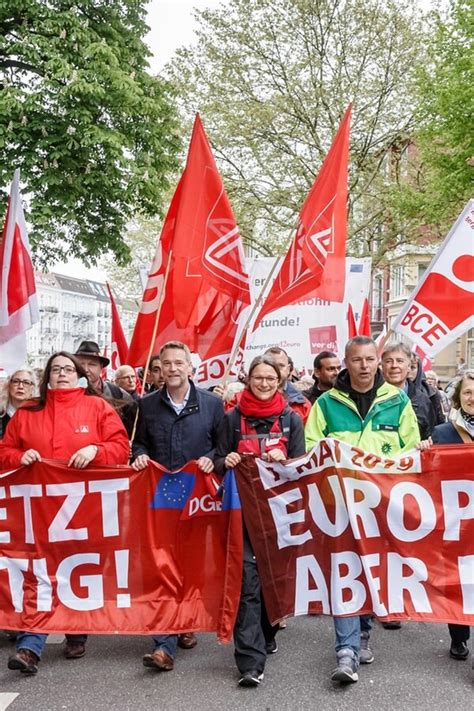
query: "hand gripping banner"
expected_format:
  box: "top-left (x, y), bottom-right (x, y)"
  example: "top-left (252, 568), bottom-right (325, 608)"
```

top-left (235, 440), bottom-right (473, 626)
top-left (0, 461), bottom-right (242, 642)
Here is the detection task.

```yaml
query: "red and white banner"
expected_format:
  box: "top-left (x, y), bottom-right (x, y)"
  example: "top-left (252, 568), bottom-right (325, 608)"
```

top-left (235, 440), bottom-right (474, 625)
top-left (0, 460), bottom-right (242, 641)
top-left (0, 170), bottom-right (39, 373)
top-left (106, 283), bottom-right (129, 370)
top-left (392, 200), bottom-right (474, 357)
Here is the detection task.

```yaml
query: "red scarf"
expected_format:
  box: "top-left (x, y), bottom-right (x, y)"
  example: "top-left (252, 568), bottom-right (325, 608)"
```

top-left (239, 388), bottom-right (287, 418)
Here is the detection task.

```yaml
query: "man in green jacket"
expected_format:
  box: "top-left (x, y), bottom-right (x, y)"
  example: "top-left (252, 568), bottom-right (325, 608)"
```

top-left (305, 336), bottom-right (420, 684)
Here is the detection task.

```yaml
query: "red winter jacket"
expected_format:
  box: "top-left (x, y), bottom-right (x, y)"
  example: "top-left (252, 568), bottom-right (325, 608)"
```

top-left (0, 388), bottom-right (129, 469)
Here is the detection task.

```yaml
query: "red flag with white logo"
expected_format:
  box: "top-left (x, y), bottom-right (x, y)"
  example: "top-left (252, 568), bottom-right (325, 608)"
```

top-left (392, 200), bottom-right (474, 357)
top-left (253, 106), bottom-right (351, 330)
top-left (106, 283), bottom-right (129, 370)
top-left (172, 114), bottom-right (250, 329)
top-left (128, 118), bottom-right (250, 368)
top-left (0, 170), bottom-right (39, 372)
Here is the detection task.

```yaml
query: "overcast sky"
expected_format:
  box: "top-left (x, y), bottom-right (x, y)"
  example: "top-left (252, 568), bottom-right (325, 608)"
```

top-left (55, 0), bottom-right (443, 280)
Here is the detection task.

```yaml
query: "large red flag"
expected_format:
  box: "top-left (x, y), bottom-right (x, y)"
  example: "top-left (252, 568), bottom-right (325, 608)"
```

top-left (253, 106), bottom-right (351, 330)
top-left (128, 117), bottom-right (251, 368)
top-left (172, 114), bottom-right (250, 328)
top-left (106, 283), bottom-right (129, 370)
top-left (0, 170), bottom-right (39, 372)
top-left (358, 297), bottom-right (371, 336)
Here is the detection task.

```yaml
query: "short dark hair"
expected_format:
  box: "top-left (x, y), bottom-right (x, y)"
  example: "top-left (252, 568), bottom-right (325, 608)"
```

top-left (264, 346), bottom-right (289, 359)
top-left (345, 336), bottom-right (376, 357)
top-left (313, 351), bottom-right (337, 370)
top-left (149, 354), bottom-right (161, 369)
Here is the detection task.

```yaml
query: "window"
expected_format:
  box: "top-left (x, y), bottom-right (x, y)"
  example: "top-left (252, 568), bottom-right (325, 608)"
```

top-left (390, 265), bottom-right (405, 299)
top-left (417, 263), bottom-right (428, 283)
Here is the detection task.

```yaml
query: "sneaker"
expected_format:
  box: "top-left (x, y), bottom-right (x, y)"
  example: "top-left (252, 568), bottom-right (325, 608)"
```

top-left (238, 670), bottom-right (264, 687)
top-left (331, 650), bottom-right (358, 684)
top-left (449, 641), bottom-right (469, 660)
top-left (360, 632), bottom-right (374, 664)
top-left (8, 649), bottom-right (39, 675)
top-left (265, 638), bottom-right (278, 655)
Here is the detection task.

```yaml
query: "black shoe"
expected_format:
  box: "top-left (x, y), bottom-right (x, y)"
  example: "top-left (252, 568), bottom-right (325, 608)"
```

top-left (265, 638), bottom-right (278, 655)
top-left (450, 641), bottom-right (469, 660)
top-left (238, 670), bottom-right (264, 687)
top-left (382, 620), bottom-right (402, 630)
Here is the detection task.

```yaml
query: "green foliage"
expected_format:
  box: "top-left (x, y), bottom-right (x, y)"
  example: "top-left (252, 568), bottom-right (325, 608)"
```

top-left (0, 0), bottom-right (180, 266)
top-left (168, 0), bottom-right (428, 262)
top-left (390, 0), bottom-right (473, 238)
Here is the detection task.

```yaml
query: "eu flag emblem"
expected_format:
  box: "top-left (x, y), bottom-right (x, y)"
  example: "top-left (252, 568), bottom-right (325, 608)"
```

top-left (150, 471), bottom-right (196, 509)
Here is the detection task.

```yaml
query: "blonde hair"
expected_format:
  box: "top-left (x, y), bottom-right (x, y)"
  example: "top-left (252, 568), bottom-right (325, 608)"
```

top-left (0, 368), bottom-right (37, 416)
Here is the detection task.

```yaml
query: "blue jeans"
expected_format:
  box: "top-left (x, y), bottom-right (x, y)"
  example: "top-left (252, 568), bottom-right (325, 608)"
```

top-left (334, 615), bottom-right (372, 660)
top-left (152, 634), bottom-right (178, 659)
top-left (16, 633), bottom-right (87, 659)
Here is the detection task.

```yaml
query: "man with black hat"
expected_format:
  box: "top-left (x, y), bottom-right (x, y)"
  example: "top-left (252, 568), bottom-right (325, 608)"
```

top-left (75, 341), bottom-right (136, 436)
top-left (74, 341), bottom-right (128, 400)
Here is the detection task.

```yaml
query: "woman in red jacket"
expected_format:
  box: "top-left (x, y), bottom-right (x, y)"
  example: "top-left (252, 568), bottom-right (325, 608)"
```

top-left (0, 351), bottom-right (129, 676)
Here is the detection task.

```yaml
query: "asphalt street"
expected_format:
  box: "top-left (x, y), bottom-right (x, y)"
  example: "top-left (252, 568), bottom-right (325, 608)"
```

top-left (0, 617), bottom-right (472, 711)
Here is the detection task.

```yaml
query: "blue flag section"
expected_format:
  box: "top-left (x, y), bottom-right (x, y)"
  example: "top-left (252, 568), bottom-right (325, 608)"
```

top-left (221, 469), bottom-right (241, 510)
top-left (150, 470), bottom-right (196, 509)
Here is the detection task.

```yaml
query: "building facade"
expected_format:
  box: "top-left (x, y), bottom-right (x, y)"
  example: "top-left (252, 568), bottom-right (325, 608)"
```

top-left (26, 272), bottom-right (138, 370)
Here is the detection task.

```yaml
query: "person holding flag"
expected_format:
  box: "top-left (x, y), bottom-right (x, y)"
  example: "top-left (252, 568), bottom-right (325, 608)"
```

top-left (213, 355), bottom-right (305, 687)
top-left (305, 336), bottom-right (420, 684)
top-left (131, 340), bottom-right (224, 672)
top-left (1, 351), bottom-right (129, 675)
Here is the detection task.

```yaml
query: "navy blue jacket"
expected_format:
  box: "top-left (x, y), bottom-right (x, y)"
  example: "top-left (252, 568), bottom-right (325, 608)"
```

top-left (432, 421), bottom-right (473, 444)
top-left (132, 381), bottom-right (224, 471)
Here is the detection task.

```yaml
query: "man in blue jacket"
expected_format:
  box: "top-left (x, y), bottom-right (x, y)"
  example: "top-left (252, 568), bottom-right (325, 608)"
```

top-left (132, 340), bottom-right (224, 672)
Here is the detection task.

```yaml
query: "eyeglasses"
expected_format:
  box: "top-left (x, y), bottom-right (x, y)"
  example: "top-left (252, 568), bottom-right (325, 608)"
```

top-left (50, 365), bottom-right (77, 375)
top-left (117, 374), bottom-right (136, 380)
top-left (11, 378), bottom-right (33, 387)
top-left (251, 376), bottom-right (278, 384)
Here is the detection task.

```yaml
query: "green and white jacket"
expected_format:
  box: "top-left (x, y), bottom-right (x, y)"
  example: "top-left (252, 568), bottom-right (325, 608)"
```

top-left (305, 373), bottom-right (420, 457)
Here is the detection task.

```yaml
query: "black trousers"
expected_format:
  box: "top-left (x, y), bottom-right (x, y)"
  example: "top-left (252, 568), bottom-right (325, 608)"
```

top-left (448, 624), bottom-right (470, 644)
top-left (233, 532), bottom-right (279, 675)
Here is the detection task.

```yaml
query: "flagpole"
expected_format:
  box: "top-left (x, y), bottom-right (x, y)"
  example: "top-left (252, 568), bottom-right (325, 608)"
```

top-left (221, 217), bottom-right (301, 385)
top-left (130, 250), bottom-right (173, 445)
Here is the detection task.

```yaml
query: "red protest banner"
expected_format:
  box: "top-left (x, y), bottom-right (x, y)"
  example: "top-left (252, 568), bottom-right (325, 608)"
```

top-left (0, 460), bottom-right (242, 642)
top-left (235, 440), bottom-right (473, 626)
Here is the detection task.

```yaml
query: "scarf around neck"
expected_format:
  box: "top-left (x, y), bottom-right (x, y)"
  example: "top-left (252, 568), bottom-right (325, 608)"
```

top-left (239, 388), bottom-right (287, 418)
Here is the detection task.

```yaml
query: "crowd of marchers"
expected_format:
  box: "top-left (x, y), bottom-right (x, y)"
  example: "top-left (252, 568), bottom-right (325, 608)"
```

top-left (0, 337), bottom-right (472, 687)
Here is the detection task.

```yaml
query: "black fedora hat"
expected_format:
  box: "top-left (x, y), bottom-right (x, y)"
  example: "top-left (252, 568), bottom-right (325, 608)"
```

top-left (74, 340), bottom-right (110, 367)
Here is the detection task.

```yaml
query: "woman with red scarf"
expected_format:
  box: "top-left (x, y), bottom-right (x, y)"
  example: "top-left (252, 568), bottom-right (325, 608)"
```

top-left (214, 355), bottom-right (305, 688)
